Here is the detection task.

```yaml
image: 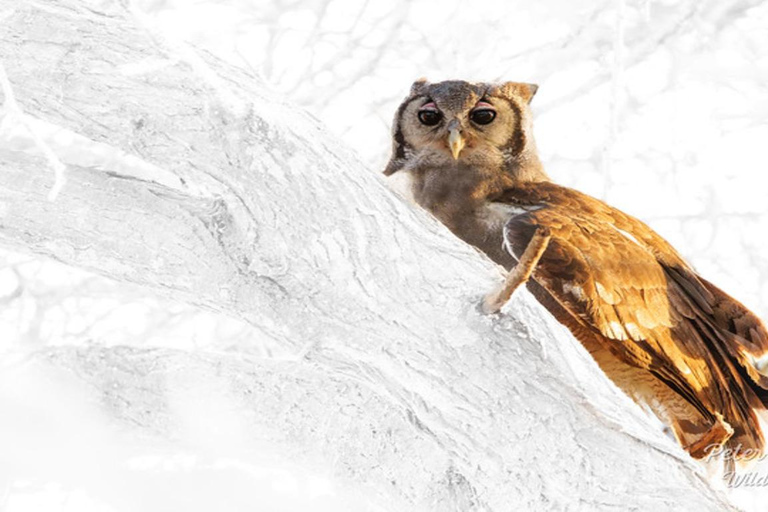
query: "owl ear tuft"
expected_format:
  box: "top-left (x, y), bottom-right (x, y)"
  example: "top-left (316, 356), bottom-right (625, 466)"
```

top-left (525, 83), bottom-right (539, 102)
top-left (498, 81), bottom-right (539, 104)
top-left (410, 78), bottom-right (429, 95)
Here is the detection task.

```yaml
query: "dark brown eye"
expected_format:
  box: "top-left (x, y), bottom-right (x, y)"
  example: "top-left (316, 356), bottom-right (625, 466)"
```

top-left (470, 109), bottom-right (496, 125)
top-left (418, 109), bottom-right (442, 126)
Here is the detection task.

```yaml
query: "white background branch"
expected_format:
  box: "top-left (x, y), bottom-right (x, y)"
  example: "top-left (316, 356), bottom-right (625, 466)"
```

top-left (0, 59), bottom-right (67, 200)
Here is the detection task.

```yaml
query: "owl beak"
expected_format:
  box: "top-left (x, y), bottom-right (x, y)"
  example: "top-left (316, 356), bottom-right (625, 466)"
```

top-left (448, 127), bottom-right (465, 160)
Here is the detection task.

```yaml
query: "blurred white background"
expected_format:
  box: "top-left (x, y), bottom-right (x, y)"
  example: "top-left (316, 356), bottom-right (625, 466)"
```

top-left (2, 0), bottom-right (767, 510)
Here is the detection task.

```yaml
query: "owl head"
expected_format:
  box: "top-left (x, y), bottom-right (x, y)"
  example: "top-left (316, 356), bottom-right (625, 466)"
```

top-left (383, 79), bottom-right (543, 181)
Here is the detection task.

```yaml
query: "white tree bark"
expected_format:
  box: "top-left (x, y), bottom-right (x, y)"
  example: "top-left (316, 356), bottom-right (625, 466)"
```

top-left (0, 1), bottom-right (737, 510)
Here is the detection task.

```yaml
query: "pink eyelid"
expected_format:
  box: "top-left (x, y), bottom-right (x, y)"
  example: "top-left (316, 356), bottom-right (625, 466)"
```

top-left (474, 101), bottom-right (494, 109)
top-left (419, 101), bottom-right (437, 110)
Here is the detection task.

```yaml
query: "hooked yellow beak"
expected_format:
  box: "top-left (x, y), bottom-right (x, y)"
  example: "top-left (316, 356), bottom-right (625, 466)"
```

top-left (448, 128), bottom-right (465, 160)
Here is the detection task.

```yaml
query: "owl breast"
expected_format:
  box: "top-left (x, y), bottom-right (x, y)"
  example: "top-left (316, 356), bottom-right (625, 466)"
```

top-left (397, 161), bottom-right (537, 270)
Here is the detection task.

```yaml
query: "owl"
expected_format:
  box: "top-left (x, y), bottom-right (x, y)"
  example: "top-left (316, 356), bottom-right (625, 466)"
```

top-left (384, 78), bottom-right (768, 465)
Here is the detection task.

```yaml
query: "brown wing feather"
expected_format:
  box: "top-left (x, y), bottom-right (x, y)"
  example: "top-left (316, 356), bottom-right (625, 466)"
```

top-left (499, 182), bottom-right (767, 454)
top-left (607, 196), bottom-right (768, 393)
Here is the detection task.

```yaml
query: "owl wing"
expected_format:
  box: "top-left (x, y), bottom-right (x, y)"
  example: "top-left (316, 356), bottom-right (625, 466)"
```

top-left (501, 200), bottom-right (768, 428)
top-left (608, 204), bottom-right (768, 391)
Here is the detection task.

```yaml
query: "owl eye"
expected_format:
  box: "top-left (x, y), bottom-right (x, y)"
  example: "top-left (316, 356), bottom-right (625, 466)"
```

top-left (470, 108), bottom-right (496, 125)
top-left (418, 109), bottom-right (442, 126)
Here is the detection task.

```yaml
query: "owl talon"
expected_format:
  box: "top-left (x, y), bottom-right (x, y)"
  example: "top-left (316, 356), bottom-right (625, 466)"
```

top-left (480, 292), bottom-right (505, 315)
top-left (480, 229), bottom-right (551, 316)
